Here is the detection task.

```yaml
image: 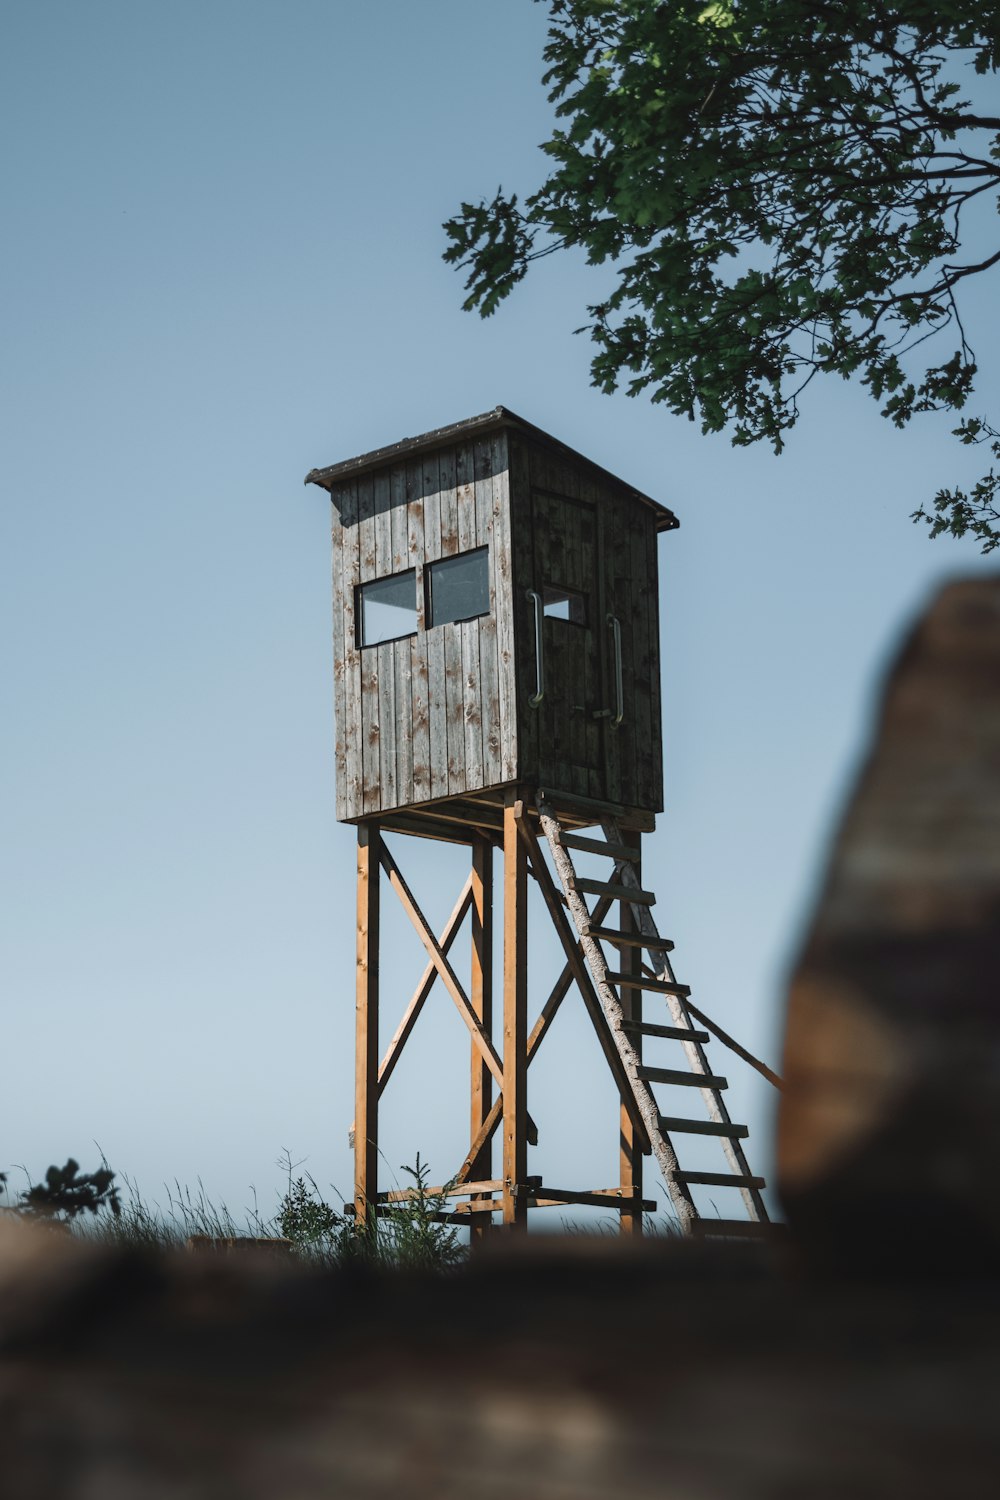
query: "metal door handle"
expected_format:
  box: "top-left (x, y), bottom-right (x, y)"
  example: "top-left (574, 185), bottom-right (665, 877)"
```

top-left (607, 614), bottom-right (623, 727)
top-left (527, 590), bottom-right (544, 707)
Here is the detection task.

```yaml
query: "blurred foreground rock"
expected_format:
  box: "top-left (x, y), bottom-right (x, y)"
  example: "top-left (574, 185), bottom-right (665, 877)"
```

top-left (778, 574), bottom-right (1000, 1266)
top-left (1, 1218), bottom-right (998, 1499)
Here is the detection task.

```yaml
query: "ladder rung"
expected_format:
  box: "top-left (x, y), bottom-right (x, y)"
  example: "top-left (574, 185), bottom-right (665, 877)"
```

top-left (606, 971), bottom-right (690, 997)
top-left (659, 1116), bottom-right (749, 1139)
top-left (561, 832), bottom-right (640, 862)
top-left (638, 1066), bottom-right (728, 1090)
top-left (621, 1020), bottom-right (709, 1043)
top-left (677, 1171), bottom-right (766, 1189)
top-left (574, 878), bottom-right (656, 905)
top-left (588, 926), bottom-right (674, 953)
top-left (691, 1219), bottom-right (771, 1238)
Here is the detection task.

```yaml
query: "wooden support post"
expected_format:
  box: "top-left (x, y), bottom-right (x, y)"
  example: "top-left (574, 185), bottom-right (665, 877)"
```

top-left (619, 829), bottom-right (644, 1235)
top-left (470, 836), bottom-right (494, 1239)
top-left (502, 793), bottom-right (528, 1228)
top-left (355, 822), bottom-right (381, 1229)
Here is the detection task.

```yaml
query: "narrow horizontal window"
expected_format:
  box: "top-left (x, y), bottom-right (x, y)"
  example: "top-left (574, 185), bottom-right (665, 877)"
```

top-left (543, 585), bottom-right (587, 626)
top-left (427, 547), bottom-right (490, 628)
top-left (358, 570), bottom-right (418, 647)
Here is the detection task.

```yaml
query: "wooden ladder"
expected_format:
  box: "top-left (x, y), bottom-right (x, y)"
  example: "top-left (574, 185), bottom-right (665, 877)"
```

top-left (536, 793), bottom-right (770, 1236)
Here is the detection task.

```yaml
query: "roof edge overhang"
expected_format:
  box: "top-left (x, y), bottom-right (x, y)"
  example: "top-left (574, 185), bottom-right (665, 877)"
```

top-left (305, 405), bottom-right (680, 533)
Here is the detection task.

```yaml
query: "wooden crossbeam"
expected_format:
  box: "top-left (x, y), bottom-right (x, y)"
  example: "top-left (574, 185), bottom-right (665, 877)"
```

top-left (524, 1187), bottom-right (658, 1213)
top-left (348, 875), bottom-right (473, 1147)
top-left (452, 891), bottom-right (616, 1190)
top-left (379, 877), bottom-right (473, 1097)
top-left (378, 1179), bottom-right (505, 1204)
top-left (518, 816), bottom-right (651, 1155)
top-left (380, 842), bottom-right (505, 1089)
top-left (560, 831), bottom-right (641, 862)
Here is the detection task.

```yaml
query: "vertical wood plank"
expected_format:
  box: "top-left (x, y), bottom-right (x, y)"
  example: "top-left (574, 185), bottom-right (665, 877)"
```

top-left (470, 836), bottom-right (494, 1240)
top-left (493, 432), bottom-right (519, 784)
top-left (478, 437), bottom-right (503, 788)
top-left (330, 484), bottom-right (347, 821)
top-left (576, 467), bottom-right (606, 802)
top-left (507, 433), bottom-right (536, 786)
top-left (598, 484), bottom-right (623, 807)
top-left (408, 461), bottom-right (431, 804)
top-left (341, 479), bottom-right (364, 820)
top-left (502, 792), bottom-right (528, 1228)
top-left (458, 440), bottom-right (484, 787)
top-left (390, 468), bottom-right (413, 808)
top-left (423, 452), bottom-right (449, 800)
top-left (355, 822), bottom-right (381, 1227)
top-left (357, 474), bottom-right (382, 815)
top-left (628, 503), bottom-right (654, 813)
top-left (461, 620), bottom-right (484, 791)
top-left (439, 445), bottom-right (459, 556)
top-left (377, 643), bottom-right (396, 812)
top-left (437, 445), bottom-right (468, 795)
top-left (445, 622), bottom-right (467, 794)
top-left (645, 508), bottom-right (665, 812)
top-left (613, 490), bottom-right (636, 807)
top-left (619, 828), bottom-right (644, 1234)
top-left (373, 471), bottom-right (396, 813)
top-left (456, 442), bottom-right (477, 552)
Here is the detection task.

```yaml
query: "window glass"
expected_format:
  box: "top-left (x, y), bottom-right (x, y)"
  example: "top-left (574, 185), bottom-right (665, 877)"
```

top-left (358, 570), bottom-right (418, 646)
top-left (543, 585), bottom-right (587, 626)
top-left (427, 547), bottom-right (490, 628)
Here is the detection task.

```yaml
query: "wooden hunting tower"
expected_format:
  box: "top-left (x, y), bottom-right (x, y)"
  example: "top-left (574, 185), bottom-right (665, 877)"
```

top-left (307, 408), bottom-right (771, 1236)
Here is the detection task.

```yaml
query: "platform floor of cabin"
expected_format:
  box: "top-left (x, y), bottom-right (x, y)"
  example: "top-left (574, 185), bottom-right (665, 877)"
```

top-left (349, 783), bottom-right (656, 846)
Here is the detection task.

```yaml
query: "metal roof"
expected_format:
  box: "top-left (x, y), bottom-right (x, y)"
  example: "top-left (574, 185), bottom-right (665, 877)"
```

top-left (304, 406), bottom-right (679, 532)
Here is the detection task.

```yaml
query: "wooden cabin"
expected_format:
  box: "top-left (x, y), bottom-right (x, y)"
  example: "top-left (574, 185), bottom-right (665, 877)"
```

top-left (305, 408), bottom-right (678, 829)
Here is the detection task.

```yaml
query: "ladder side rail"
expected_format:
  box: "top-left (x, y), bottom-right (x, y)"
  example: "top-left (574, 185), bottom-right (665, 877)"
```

top-left (602, 818), bottom-right (770, 1224)
top-left (535, 799), bottom-right (697, 1231)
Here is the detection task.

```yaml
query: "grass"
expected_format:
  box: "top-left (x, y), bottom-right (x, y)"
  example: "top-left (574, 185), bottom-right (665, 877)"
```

top-left (1, 1151), bottom-right (466, 1271)
top-left (3, 1153), bottom-right (687, 1264)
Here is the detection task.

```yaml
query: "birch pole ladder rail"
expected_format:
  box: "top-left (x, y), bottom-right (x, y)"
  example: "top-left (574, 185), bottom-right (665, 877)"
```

top-left (536, 793), bottom-right (771, 1236)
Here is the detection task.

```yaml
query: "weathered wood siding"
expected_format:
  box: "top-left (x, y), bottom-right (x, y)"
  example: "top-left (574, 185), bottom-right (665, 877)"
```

top-left (331, 434), bottom-right (515, 821)
top-left (330, 424), bottom-right (663, 821)
top-left (509, 433), bottom-right (664, 815)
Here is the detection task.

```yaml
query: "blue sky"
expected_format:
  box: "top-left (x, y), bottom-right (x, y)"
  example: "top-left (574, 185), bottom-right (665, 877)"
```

top-left (2, 1), bottom-right (996, 1225)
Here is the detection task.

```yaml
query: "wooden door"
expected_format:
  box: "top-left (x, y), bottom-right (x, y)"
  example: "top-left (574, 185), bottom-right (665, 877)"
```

top-left (529, 489), bottom-right (606, 799)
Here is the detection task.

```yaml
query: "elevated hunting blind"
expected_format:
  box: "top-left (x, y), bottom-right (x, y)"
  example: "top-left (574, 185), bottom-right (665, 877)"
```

top-left (306, 407), bottom-right (677, 827)
top-left (307, 409), bottom-right (772, 1236)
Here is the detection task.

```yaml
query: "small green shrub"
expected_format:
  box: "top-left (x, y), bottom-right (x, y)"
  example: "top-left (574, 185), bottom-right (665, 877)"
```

top-left (1, 1157), bottom-right (120, 1224)
top-left (2, 1152), bottom-right (468, 1271)
top-left (377, 1153), bottom-right (464, 1270)
top-left (276, 1174), bottom-right (341, 1248)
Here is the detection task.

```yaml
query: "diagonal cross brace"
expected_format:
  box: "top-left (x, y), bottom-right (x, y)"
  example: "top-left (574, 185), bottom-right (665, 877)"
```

top-left (378, 877), bottom-right (474, 1097)
top-left (379, 841), bottom-right (539, 1146)
top-left (349, 876), bottom-right (473, 1147)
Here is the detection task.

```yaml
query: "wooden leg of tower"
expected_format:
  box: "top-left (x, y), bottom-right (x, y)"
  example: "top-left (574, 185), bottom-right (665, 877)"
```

top-left (620, 829), bottom-right (644, 1235)
top-left (354, 822), bottom-right (381, 1231)
top-left (470, 835), bottom-right (494, 1240)
top-left (502, 794), bottom-right (528, 1229)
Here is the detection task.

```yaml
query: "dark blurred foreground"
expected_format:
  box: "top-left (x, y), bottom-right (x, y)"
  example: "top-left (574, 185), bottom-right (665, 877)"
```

top-left (1, 1224), bottom-right (998, 1499)
top-left (3, 574), bottom-right (998, 1497)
